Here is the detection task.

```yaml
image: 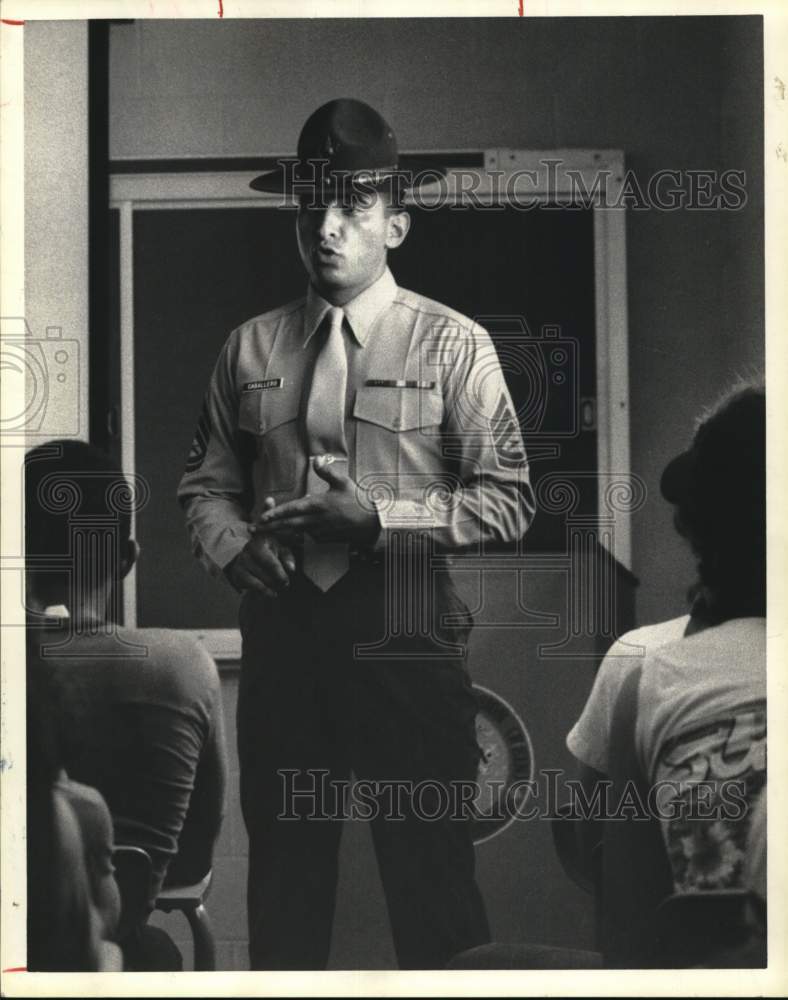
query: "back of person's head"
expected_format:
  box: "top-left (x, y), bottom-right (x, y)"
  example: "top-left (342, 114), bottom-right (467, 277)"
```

top-left (25, 440), bottom-right (134, 612)
top-left (660, 380), bottom-right (765, 622)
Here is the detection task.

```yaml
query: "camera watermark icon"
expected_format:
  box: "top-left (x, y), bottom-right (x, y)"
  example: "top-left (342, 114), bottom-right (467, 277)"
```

top-left (479, 317), bottom-right (579, 439)
top-left (1, 317), bottom-right (80, 436)
top-left (418, 316), bottom-right (579, 441)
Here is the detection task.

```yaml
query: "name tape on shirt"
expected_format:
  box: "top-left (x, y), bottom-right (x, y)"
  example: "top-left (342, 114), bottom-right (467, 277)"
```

top-left (365, 379), bottom-right (436, 389)
top-left (243, 378), bottom-right (283, 392)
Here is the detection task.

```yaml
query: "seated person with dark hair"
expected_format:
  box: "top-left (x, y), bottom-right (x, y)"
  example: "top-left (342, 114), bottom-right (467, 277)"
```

top-left (566, 381), bottom-right (766, 966)
top-left (633, 383), bottom-right (766, 960)
top-left (25, 440), bottom-right (227, 969)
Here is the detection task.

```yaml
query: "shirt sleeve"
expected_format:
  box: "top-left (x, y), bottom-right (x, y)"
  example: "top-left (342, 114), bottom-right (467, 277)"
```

top-left (163, 660), bottom-right (228, 887)
top-left (109, 641), bottom-right (226, 900)
top-left (566, 640), bottom-right (646, 775)
top-left (374, 323), bottom-right (535, 552)
top-left (177, 330), bottom-right (253, 578)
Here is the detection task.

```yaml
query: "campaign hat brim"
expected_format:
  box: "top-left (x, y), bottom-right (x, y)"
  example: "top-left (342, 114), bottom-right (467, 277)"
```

top-left (249, 159), bottom-right (448, 195)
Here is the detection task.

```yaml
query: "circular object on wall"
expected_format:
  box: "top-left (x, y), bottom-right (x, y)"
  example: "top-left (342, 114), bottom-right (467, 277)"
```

top-left (472, 684), bottom-right (535, 845)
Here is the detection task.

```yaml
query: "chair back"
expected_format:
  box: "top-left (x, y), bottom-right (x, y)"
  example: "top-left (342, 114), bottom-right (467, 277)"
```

top-left (551, 802), bottom-right (602, 897)
top-left (112, 845), bottom-right (153, 943)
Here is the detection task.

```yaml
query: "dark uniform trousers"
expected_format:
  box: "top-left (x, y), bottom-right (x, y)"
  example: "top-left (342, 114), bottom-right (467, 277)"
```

top-left (237, 558), bottom-right (491, 969)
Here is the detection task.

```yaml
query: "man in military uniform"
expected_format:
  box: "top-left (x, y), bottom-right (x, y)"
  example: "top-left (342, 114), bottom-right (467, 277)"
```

top-left (178, 98), bottom-right (535, 969)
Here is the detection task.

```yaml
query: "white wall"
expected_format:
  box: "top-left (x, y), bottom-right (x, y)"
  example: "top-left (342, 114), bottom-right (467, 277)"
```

top-left (25, 20), bottom-right (89, 442)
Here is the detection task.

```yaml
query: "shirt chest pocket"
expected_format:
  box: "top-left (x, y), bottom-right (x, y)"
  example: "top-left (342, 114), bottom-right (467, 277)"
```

top-left (238, 387), bottom-right (301, 435)
top-left (353, 387), bottom-right (444, 483)
top-left (238, 387), bottom-right (302, 492)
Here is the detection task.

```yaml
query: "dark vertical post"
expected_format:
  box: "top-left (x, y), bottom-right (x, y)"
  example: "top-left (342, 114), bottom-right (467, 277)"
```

top-left (88, 20), bottom-right (111, 452)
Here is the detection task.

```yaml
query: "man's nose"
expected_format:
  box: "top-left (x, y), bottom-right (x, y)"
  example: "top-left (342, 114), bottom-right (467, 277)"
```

top-left (317, 205), bottom-right (344, 242)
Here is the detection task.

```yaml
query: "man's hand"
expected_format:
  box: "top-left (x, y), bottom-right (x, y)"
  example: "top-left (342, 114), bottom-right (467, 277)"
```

top-left (254, 456), bottom-right (380, 545)
top-left (225, 498), bottom-right (296, 597)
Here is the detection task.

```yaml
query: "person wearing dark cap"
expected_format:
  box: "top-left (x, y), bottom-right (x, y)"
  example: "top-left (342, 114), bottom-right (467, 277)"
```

top-left (568, 379), bottom-right (766, 778)
top-left (178, 98), bottom-right (535, 969)
top-left (658, 380), bottom-right (766, 625)
top-left (565, 381), bottom-right (766, 930)
top-left (634, 382), bottom-right (766, 893)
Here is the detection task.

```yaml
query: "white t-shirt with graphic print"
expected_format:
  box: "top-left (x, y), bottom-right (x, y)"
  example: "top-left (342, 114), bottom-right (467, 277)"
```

top-left (635, 617), bottom-right (766, 893)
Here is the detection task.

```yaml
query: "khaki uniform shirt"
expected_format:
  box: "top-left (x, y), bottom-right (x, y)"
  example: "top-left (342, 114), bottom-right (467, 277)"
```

top-left (178, 268), bottom-right (535, 579)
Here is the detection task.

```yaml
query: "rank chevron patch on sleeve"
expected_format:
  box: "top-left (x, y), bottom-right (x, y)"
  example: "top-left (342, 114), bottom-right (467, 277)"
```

top-left (490, 394), bottom-right (526, 470)
top-left (185, 399), bottom-right (212, 473)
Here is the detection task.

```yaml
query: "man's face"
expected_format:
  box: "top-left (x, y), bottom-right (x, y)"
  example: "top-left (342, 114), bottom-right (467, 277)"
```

top-left (296, 188), bottom-right (409, 305)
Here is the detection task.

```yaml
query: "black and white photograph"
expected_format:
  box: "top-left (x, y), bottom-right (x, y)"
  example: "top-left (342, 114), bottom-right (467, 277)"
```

top-left (0, 1), bottom-right (785, 994)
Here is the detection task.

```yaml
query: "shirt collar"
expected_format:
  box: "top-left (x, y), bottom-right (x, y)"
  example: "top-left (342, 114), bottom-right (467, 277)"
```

top-left (303, 268), bottom-right (398, 348)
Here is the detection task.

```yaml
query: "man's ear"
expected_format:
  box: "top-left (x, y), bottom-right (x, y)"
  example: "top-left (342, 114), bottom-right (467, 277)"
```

top-left (118, 539), bottom-right (140, 581)
top-left (385, 209), bottom-right (411, 249)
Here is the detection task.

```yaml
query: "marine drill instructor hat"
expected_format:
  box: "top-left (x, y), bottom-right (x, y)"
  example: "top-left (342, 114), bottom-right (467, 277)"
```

top-left (250, 98), bottom-right (443, 195)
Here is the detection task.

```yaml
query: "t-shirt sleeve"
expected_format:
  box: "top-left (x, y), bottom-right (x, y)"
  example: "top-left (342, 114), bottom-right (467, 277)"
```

top-left (106, 636), bottom-right (225, 899)
top-left (566, 641), bottom-right (645, 774)
top-left (165, 649), bottom-right (228, 887)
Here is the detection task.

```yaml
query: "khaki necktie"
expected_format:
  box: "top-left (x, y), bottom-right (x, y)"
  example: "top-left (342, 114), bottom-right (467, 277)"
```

top-left (302, 306), bottom-right (350, 591)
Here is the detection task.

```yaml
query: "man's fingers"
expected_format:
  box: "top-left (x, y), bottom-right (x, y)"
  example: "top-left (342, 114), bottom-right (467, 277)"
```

top-left (258, 497), bottom-right (319, 525)
top-left (244, 539), bottom-right (291, 589)
top-left (258, 498), bottom-right (311, 522)
top-left (258, 513), bottom-right (315, 531)
top-left (275, 541), bottom-right (297, 574)
top-left (233, 566), bottom-right (278, 599)
top-left (312, 456), bottom-right (349, 489)
top-left (251, 522), bottom-right (303, 545)
top-left (236, 556), bottom-right (281, 593)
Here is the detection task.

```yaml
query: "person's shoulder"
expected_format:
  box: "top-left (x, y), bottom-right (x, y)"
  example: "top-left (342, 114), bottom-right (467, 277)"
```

top-left (130, 628), bottom-right (219, 674)
top-left (56, 777), bottom-right (114, 838)
top-left (605, 614), bottom-right (691, 660)
top-left (229, 298), bottom-right (306, 344)
top-left (393, 287), bottom-right (482, 336)
top-left (636, 617), bottom-right (767, 761)
top-left (692, 615), bottom-right (765, 643)
top-left (57, 776), bottom-right (109, 816)
top-left (590, 615), bottom-right (691, 691)
top-left (116, 628), bottom-right (220, 697)
top-left (647, 615), bottom-right (766, 672)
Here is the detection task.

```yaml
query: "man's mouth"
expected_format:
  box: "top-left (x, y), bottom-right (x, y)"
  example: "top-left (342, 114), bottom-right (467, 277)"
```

top-left (315, 246), bottom-right (342, 264)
